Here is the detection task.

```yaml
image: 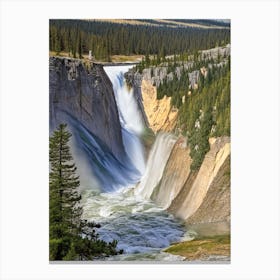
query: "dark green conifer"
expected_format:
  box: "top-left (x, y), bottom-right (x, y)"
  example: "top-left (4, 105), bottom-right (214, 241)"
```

top-left (49, 124), bottom-right (121, 260)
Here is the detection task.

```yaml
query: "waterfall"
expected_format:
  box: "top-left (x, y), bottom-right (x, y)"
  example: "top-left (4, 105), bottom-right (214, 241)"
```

top-left (77, 66), bottom-right (184, 261)
top-left (62, 65), bottom-right (147, 193)
top-left (50, 60), bottom-right (187, 260)
top-left (64, 114), bottom-right (143, 192)
top-left (79, 67), bottom-right (185, 259)
top-left (104, 65), bottom-right (146, 176)
top-left (134, 132), bottom-right (177, 199)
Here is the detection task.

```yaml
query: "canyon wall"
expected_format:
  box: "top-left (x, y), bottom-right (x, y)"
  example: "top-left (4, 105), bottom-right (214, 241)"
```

top-left (50, 56), bottom-right (231, 225)
top-left (141, 80), bottom-right (178, 133)
top-left (135, 64), bottom-right (231, 226)
top-left (171, 137), bottom-right (230, 223)
top-left (49, 57), bottom-right (125, 161)
top-left (49, 57), bottom-right (145, 192)
top-left (135, 134), bottom-right (230, 225)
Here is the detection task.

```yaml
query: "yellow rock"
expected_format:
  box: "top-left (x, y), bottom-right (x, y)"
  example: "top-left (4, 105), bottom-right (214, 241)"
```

top-left (176, 137), bottom-right (231, 220)
top-left (141, 79), bottom-right (178, 133)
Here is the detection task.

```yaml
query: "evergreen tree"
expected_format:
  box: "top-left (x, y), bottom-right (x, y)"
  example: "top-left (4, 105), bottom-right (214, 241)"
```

top-left (50, 19), bottom-right (230, 59)
top-left (78, 31), bottom-right (83, 59)
top-left (49, 124), bottom-right (81, 259)
top-left (53, 27), bottom-right (61, 55)
top-left (49, 124), bottom-right (122, 260)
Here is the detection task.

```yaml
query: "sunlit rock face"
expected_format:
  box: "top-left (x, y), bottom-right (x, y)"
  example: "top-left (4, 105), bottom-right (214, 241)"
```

top-left (136, 133), bottom-right (230, 224)
top-left (173, 137), bottom-right (230, 221)
top-left (141, 79), bottom-right (178, 133)
top-left (186, 155), bottom-right (230, 225)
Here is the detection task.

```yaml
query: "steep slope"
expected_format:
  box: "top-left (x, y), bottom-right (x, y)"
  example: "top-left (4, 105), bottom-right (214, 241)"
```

top-left (49, 57), bottom-right (145, 191)
top-left (173, 137), bottom-right (230, 221)
top-left (151, 137), bottom-right (191, 209)
top-left (137, 134), bottom-right (230, 225)
top-left (186, 156), bottom-right (230, 224)
top-left (134, 133), bottom-right (177, 199)
top-left (49, 57), bottom-right (125, 161)
top-left (141, 79), bottom-right (178, 133)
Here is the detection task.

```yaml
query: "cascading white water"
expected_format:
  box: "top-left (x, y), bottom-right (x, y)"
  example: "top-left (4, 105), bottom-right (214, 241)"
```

top-left (80, 66), bottom-right (186, 260)
top-left (104, 65), bottom-right (146, 175)
top-left (134, 132), bottom-right (177, 199)
top-left (81, 187), bottom-right (185, 261)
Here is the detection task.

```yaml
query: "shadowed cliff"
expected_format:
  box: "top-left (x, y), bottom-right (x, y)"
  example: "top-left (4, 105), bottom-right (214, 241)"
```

top-left (49, 57), bottom-right (144, 191)
top-left (49, 57), bottom-right (125, 161)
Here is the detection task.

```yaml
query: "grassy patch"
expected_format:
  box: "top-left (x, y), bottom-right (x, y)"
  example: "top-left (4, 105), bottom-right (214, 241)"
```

top-left (49, 52), bottom-right (144, 64)
top-left (164, 234), bottom-right (230, 260)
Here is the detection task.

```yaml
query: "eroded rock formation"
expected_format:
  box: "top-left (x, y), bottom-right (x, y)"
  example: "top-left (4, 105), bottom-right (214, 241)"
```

top-left (136, 134), bottom-right (230, 225)
top-left (173, 137), bottom-right (230, 222)
top-left (141, 79), bottom-right (178, 133)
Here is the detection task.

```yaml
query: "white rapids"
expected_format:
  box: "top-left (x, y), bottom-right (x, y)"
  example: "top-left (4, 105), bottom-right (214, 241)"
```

top-left (81, 187), bottom-right (185, 261)
top-left (80, 65), bottom-right (187, 261)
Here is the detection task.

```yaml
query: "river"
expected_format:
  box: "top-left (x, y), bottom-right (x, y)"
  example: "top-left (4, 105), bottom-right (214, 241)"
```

top-left (79, 65), bottom-right (187, 261)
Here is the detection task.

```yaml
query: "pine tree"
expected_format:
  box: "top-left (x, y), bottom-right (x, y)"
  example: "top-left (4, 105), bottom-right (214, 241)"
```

top-left (54, 27), bottom-right (61, 55)
top-left (78, 31), bottom-right (83, 59)
top-left (49, 124), bottom-right (82, 260)
top-left (49, 124), bottom-right (122, 260)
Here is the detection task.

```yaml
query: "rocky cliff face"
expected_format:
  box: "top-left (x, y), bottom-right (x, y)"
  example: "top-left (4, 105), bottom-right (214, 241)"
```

top-left (140, 44), bottom-right (230, 90)
top-left (125, 44), bottom-right (231, 134)
top-left (151, 137), bottom-right (191, 209)
top-left (124, 70), bottom-right (149, 128)
top-left (172, 137), bottom-right (230, 222)
top-left (125, 72), bottom-right (178, 133)
top-left (141, 79), bottom-right (178, 133)
top-left (127, 51), bottom-right (231, 226)
top-left (186, 155), bottom-right (230, 224)
top-left (49, 57), bottom-right (144, 191)
top-left (49, 57), bottom-right (125, 162)
top-left (125, 69), bottom-right (178, 134)
top-left (136, 134), bottom-right (230, 225)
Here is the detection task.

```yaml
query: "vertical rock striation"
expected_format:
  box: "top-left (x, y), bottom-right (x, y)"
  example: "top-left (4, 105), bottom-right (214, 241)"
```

top-left (174, 137), bottom-right (230, 221)
top-left (49, 57), bottom-right (125, 162)
top-left (141, 79), bottom-right (178, 133)
top-left (151, 137), bottom-right (191, 209)
top-left (139, 134), bottom-right (230, 225)
top-left (49, 57), bottom-right (144, 191)
top-left (186, 155), bottom-right (230, 224)
top-left (134, 133), bottom-right (177, 199)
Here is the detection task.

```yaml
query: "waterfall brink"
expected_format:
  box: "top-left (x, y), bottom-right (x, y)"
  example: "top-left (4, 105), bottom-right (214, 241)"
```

top-left (134, 132), bottom-right (177, 199)
top-left (104, 66), bottom-right (146, 175)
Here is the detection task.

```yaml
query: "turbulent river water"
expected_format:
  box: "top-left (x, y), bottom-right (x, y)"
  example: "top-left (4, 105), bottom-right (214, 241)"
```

top-left (79, 65), bottom-right (188, 261)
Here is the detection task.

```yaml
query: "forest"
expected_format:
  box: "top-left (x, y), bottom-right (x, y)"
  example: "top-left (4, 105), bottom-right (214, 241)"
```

top-left (49, 19), bottom-right (230, 171)
top-left (49, 19), bottom-right (230, 60)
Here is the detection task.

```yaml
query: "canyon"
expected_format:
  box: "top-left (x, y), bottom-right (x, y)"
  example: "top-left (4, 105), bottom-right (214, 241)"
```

top-left (49, 56), bottom-right (230, 260)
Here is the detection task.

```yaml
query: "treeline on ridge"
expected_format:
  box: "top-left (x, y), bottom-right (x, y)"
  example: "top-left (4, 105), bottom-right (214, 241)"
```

top-left (49, 19), bottom-right (230, 60)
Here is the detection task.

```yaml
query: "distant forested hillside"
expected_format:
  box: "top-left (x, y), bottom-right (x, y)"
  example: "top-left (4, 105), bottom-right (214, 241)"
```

top-left (49, 19), bottom-right (230, 60)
